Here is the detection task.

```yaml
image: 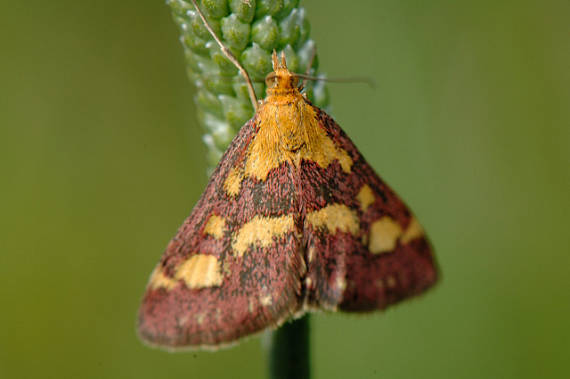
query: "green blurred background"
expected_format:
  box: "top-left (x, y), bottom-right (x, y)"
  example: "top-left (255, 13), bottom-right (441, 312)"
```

top-left (1, 0), bottom-right (568, 378)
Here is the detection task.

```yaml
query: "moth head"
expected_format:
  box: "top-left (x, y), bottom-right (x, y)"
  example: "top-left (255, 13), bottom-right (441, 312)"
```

top-left (265, 51), bottom-right (299, 94)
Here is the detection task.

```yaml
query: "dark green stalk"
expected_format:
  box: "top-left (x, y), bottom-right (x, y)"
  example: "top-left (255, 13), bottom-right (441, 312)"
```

top-left (269, 316), bottom-right (311, 379)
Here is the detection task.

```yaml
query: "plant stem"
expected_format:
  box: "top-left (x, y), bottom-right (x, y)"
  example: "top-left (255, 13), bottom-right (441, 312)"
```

top-left (269, 315), bottom-right (311, 379)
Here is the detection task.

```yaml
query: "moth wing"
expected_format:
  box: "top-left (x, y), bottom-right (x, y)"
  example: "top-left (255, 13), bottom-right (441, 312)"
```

top-left (138, 118), bottom-right (305, 349)
top-left (301, 109), bottom-right (438, 312)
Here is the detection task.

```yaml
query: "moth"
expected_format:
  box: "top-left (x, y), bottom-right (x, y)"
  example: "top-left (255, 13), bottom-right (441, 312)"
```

top-left (138, 2), bottom-right (438, 350)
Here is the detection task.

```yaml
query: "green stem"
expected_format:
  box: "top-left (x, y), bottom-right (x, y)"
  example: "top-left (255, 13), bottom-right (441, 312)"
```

top-left (269, 315), bottom-right (311, 379)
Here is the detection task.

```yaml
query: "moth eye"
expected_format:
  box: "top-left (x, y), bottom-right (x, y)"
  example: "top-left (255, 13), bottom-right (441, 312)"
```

top-left (265, 75), bottom-right (278, 88)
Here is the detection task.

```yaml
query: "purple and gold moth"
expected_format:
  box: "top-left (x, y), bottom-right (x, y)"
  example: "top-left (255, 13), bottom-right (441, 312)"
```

top-left (137, 50), bottom-right (438, 350)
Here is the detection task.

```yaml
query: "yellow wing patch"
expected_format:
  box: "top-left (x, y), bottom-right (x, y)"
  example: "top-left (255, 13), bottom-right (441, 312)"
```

top-left (203, 214), bottom-right (226, 239)
top-left (148, 266), bottom-right (178, 290)
top-left (306, 203), bottom-right (360, 235)
top-left (176, 254), bottom-right (223, 289)
top-left (232, 214), bottom-right (295, 257)
top-left (401, 217), bottom-right (424, 243)
top-left (224, 167), bottom-right (243, 197)
top-left (356, 184), bottom-right (375, 211)
top-left (368, 216), bottom-right (425, 254)
top-left (149, 254), bottom-right (223, 290)
top-left (369, 216), bottom-right (403, 254)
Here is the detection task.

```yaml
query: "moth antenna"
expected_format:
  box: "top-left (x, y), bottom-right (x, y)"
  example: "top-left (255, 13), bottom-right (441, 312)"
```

top-left (271, 50), bottom-right (279, 70)
top-left (280, 51), bottom-right (287, 69)
top-left (295, 73), bottom-right (376, 88)
top-left (301, 44), bottom-right (317, 90)
top-left (189, 0), bottom-right (258, 111)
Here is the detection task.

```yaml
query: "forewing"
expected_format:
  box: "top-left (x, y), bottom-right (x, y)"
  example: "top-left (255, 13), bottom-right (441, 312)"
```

top-left (138, 118), bottom-right (305, 349)
top-left (301, 109), bottom-right (438, 312)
